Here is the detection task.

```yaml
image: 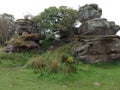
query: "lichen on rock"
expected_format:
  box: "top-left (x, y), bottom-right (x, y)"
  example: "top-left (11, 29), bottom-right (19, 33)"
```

top-left (5, 34), bottom-right (41, 52)
top-left (72, 3), bottom-right (120, 63)
top-left (78, 4), bottom-right (102, 22)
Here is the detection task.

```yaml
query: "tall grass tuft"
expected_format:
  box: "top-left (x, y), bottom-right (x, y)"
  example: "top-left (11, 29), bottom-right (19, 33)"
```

top-left (25, 44), bottom-right (80, 79)
top-left (0, 52), bottom-right (33, 67)
top-left (50, 58), bottom-right (60, 73)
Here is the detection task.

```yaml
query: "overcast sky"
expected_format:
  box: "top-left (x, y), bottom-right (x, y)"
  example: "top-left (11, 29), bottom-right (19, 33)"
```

top-left (0, 0), bottom-right (120, 25)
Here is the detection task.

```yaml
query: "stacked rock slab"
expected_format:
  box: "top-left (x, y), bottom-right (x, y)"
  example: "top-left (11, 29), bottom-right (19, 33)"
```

top-left (5, 33), bottom-right (43, 52)
top-left (5, 19), bottom-right (45, 52)
top-left (71, 4), bottom-right (120, 63)
top-left (15, 19), bottom-right (34, 35)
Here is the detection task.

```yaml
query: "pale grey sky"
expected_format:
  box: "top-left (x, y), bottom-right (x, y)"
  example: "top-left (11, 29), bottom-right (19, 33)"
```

top-left (0, 0), bottom-right (120, 25)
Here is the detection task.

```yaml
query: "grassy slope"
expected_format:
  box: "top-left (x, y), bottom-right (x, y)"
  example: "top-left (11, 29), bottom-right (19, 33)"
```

top-left (0, 46), bottom-right (120, 90)
top-left (0, 63), bottom-right (120, 90)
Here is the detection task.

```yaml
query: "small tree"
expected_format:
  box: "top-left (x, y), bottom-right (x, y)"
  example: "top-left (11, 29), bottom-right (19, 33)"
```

top-left (33, 6), bottom-right (78, 32)
top-left (0, 13), bottom-right (15, 45)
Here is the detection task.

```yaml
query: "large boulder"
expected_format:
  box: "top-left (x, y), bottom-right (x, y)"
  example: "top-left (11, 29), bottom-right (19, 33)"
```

top-left (15, 19), bottom-right (34, 35)
top-left (79, 18), bottom-right (120, 35)
top-left (5, 34), bottom-right (42, 52)
top-left (71, 35), bottom-right (120, 63)
top-left (72, 3), bottom-right (120, 63)
top-left (78, 4), bottom-right (102, 22)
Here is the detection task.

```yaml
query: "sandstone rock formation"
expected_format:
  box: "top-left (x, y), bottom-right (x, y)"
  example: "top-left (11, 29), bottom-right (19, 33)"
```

top-left (5, 18), bottom-right (45, 52)
top-left (15, 19), bottom-right (34, 35)
top-left (71, 35), bottom-right (120, 63)
top-left (78, 4), bottom-right (102, 22)
top-left (79, 18), bottom-right (120, 35)
top-left (5, 34), bottom-right (42, 52)
top-left (72, 4), bottom-right (120, 63)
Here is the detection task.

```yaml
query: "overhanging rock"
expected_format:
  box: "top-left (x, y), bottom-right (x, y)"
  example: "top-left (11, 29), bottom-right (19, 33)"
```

top-left (71, 35), bottom-right (120, 63)
top-left (72, 3), bottom-right (120, 63)
top-left (5, 34), bottom-right (43, 52)
top-left (79, 18), bottom-right (120, 35)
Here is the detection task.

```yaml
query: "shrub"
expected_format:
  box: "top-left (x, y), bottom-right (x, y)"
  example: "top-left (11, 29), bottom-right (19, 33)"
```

top-left (50, 58), bottom-right (60, 73)
top-left (61, 55), bottom-right (77, 73)
top-left (28, 56), bottom-right (47, 75)
top-left (24, 44), bottom-right (79, 79)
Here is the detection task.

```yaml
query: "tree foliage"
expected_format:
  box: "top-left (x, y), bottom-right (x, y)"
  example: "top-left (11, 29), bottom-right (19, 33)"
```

top-left (0, 13), bottom-right (15, 45)
top-left (33, 6), bottom-right (78, 32)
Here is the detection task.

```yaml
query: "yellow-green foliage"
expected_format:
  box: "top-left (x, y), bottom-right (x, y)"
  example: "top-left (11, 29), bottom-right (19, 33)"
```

top-left (5, 34), bottom-right (40, 53)
top-left (19, 34), bottom-right (39, 41)
top-left (67, 57), bottom-right (74, 63)
top-left (6, 34), bottom-right (40, 46)
top-left (25, 44), bottom-right (77, 74)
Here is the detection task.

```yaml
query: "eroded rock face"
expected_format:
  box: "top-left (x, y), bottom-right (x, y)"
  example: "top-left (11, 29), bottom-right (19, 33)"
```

top-left (79, 18), bottom-right (120, 35)
top-left (15, 19), bottom-right (34, 35)
top-left (72, 3), bottom-right (120, 63)
top-left (71, 35), bottom-right (120, 63)
top-left (78, 4), bottom-right (102, 22)
top-left (5, 34), bottom-right (42, 52)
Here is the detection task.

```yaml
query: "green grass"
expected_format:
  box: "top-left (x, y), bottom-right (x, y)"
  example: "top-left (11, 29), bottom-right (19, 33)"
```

top-left (0, 45), bottom-right (120, 90)
top-left (0, 67), bottom-right (67, 90)
top-left (0, 63), bottom-right (120, 90)
top-left (0, 52), bottom-right (33, 67)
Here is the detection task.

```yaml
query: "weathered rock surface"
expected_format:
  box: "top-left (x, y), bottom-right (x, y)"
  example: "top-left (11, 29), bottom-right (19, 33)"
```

top-left (79, 18), bottom-right (120, 35)
top-left (71, 35), bottom-right (120, 63)
top-left (72, 3), bottom-right (120, 63)
top-left (15, 19), bottom-right (34, 35)
top-left (78, 4), bottom-right (102, 22)
top-left (5, 34), bottom-right (42, 52)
